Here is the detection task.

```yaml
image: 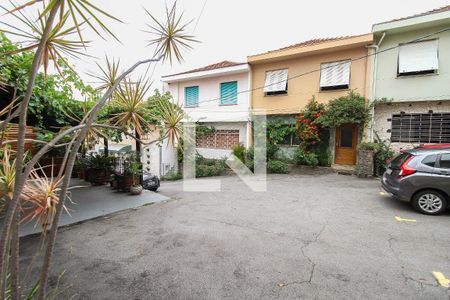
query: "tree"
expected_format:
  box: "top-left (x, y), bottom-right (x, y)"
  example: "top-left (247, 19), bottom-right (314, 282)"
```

top-left (0, 1), bottom-right (196, 299)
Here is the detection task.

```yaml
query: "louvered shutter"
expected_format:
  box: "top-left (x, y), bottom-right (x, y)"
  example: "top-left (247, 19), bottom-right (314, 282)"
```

top-left (398, 40), bottom-right (438, 73)
top-left (185, 86), bottom-right (199, 107)
top-left (320, 60), bottom-right (351, 88)
top-left (264, 69), bottom-right (288, 92)
top-left (220, 81), bottom-right (238, 105)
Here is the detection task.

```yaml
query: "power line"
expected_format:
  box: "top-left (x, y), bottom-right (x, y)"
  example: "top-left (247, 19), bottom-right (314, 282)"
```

top-left (193, 0), bottom-right (208, 34)
top-left (177, 27), bottom-right (450, 111)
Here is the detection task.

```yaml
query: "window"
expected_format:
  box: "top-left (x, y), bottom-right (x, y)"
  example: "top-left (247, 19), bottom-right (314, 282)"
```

top-left (264, 69), bottom-right (288, 96)
top-left (280, 127), bottom-right (300, 146)
top-left (390, 113), bottom-right (450, 143)
top-left (422, 154), bottom-right (437, 167)
top-left (319, 60), bottom-right (351, 91)
top-left (185, 86), bottom-right (199, 107)
top-left (439, 153), bottom-right (450, 169)
top-left (398, 40), bottom-right (438, 76)
top-left (390, 153), bottom-right (412, 169)
top-left (220, 81), bottom-right (238, 105)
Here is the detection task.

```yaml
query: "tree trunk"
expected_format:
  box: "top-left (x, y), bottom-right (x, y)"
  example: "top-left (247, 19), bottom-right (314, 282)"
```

top-left (37, 56), bottom-right (162, 299)
top-left (135, 129), bottom-right (143, 185)
top-left (0, 2), bottom-right (61, 297)
top-left (104, 137), bottom-right (109, 157)
top-left (10, 210), bottom-right (20, 300)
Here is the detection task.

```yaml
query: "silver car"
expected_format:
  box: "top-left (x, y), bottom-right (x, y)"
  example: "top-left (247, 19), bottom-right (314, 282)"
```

top-left (382, 146), bottom-right (450, 215)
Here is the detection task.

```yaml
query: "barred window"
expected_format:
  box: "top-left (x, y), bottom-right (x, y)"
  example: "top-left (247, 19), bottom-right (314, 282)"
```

top-left (390, 113), bottom-right (450, 143)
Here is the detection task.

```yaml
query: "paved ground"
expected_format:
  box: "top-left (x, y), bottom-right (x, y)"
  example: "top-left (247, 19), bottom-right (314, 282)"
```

top-left (14, 179), bottom-right (168, 236)
top-left (20, 173), bottom-right (450, 299)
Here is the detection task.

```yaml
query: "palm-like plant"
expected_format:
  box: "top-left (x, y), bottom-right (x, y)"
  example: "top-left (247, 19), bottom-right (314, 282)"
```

top-left (90, 56), bottom-right (121, 92)
top-left (0, 1), bottom-right (197, 298)
top-left (63, 99), bottom-right (106, 154)
top-left (10, 0), bottom-right (122, 45)
top-left (151, 96), bottom-right (185, 147)
top-left (20, 169), bottom-right (68, 232)
top-left (0, 148), bottom-right (16, 204)
top-left (145, 2), bottom-right (198, 64)
top-left (0, 8), bottom-right (87, 76)
top-left (110, 78), bottom-right (152, 139)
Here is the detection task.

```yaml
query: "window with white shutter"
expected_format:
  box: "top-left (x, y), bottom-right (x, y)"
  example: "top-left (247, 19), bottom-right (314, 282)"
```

top-left (398, 40), bottom-right (438, 76)
top-left (264, 69), bottom-right (288, 95)
top-left (319, 60), bottom-right (351, 91)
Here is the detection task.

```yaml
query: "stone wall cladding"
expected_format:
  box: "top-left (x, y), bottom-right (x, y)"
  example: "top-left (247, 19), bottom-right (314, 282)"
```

top-left (373, 100), bottom-right (450, 152)
top-left (357, 150), bottom-right (374, 177)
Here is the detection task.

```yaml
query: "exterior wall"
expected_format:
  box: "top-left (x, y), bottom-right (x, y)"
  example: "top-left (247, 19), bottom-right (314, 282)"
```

top-left (141, 131), bottom-right (178, 177)
top-left (373, 101), bottom-right (450, 152)
top-left (164, 71), bottom-right (250, 122)
top-left (163, 68), bottom-right (251, 160)
top-left (250, 47), bottom-right (370, 115)
top-left (373, 25), bottom-right (450, 102)
top-left (196, 122), bottom-right (247, 159)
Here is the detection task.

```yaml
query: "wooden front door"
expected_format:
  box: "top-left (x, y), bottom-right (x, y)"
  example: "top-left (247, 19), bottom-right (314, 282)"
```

top-left (335, 124), bottom-right (358, 165)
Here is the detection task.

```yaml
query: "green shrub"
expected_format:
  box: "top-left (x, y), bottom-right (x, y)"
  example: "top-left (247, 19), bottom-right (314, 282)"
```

top-left (266, 143), bottom-right (279, 160)
top-left (294, 149), bottom-right (319, 166)
top-left (267, 160), bottom-right (289, 174)
top-left (195, 155), bottom-right (226, 177)
top-left (162, 171), bottom-right (182, 181)
top-left (358, 142), bottom-right (379, 151)
top-left (374, 143), bottom-right (395, 177)
top-left (232, 144), bottom-right (246, 162)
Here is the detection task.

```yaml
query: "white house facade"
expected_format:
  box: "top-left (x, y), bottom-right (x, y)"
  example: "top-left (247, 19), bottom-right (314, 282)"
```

top-left (369, 6), bottom-right (450, 151)
top-left (162, 61), bottom-right (251, 159)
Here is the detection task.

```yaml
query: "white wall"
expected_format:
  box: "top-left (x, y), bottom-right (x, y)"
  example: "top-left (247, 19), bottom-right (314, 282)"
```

top-left (164, 70), bottom-right (250, 123)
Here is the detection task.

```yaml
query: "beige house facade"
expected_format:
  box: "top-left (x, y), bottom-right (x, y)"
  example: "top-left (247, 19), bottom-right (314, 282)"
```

top-left (248, 34), bottom-right (374, 166)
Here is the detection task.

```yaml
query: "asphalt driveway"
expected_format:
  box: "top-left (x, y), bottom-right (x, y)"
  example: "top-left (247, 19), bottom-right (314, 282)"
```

top-left (20, 173), bottom-right (450, 299)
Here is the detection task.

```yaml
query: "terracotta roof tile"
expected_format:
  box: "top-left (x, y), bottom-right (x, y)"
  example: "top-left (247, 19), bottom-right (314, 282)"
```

top-left (251, 34), bottom-right (370, 57)
top-left (376, 5), bottom-right (450, 25)
top-left (163, 61), bottom-right (246, 77)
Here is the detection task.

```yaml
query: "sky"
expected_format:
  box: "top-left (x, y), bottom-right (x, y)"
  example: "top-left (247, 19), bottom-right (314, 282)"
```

top-left (4, 0), bottom-right (450, 94)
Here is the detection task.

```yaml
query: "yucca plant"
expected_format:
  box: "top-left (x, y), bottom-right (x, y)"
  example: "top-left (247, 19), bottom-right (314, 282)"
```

top-left (0, 1), bottom-right (197, 298)
top-left (145, 2), bottom-right (198, 64)
top-left (20, 169), bottom-right (68, 232)
top-left (0, 7), bottom-right (88, 76)
top-left (0, 148), bottom-right (16, 212)
top-left (110, 78), bottom-right (152, 154)
top-left (151, 96), bottom-right (185, 147)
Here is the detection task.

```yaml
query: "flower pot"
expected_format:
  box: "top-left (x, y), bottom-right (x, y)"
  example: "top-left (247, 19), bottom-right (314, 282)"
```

top-left (130, 185), bottom-right (143, 195)
top-left (77, 171), bottom-right (85, 180)
top-left (89, 169), bottom-right (108, 185)
top-left (116, 174), bottom-right (133, 192)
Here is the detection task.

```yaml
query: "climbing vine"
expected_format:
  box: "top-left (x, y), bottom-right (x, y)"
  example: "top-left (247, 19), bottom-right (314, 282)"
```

top-left (296, 97), bottom-right (325, 149)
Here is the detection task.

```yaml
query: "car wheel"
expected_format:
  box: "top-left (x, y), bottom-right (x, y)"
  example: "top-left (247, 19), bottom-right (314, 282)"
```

top-left (412, 190), bottom-right (447, 215)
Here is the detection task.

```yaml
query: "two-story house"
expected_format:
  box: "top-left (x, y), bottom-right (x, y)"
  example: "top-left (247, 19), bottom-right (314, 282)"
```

top-left (248, 34), bottom-right (373, 166)
top-left (370, 6), bottom-right (450, 151)
top-left (162, 61), bottom-right (251, 159)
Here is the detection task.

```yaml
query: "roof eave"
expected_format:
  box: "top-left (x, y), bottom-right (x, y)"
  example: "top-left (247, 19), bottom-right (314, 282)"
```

top-left (162, 64), bottom-right (250, 83)
top-left (247, 33), bottom-right (373, 64)
top-left (372, 11), bottom-right (450, 34)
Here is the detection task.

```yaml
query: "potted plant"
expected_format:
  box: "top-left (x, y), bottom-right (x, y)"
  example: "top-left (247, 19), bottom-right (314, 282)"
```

top-left (87, 154), bottom-right (112, 185)
top-left (129, 160), bottom-right (143, 195)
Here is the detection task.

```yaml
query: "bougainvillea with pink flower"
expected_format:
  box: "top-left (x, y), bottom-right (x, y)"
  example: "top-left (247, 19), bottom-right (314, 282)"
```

top-left (296, 97), bottom-right (325, 150)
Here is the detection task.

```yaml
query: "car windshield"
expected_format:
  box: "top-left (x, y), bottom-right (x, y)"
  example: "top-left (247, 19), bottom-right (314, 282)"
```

top-left (390, 152), bottom-right (412, 169)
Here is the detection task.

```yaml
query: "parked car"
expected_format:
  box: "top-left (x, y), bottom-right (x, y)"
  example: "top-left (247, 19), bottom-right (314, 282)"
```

top-left (382, 145), bottom-right (450, 215)
top-left (142, 172), bottom-right (160, 192)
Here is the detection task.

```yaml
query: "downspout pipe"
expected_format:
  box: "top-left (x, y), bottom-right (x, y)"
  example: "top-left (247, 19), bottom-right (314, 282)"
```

top-left (366, 31), bottom-right (386, 141)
